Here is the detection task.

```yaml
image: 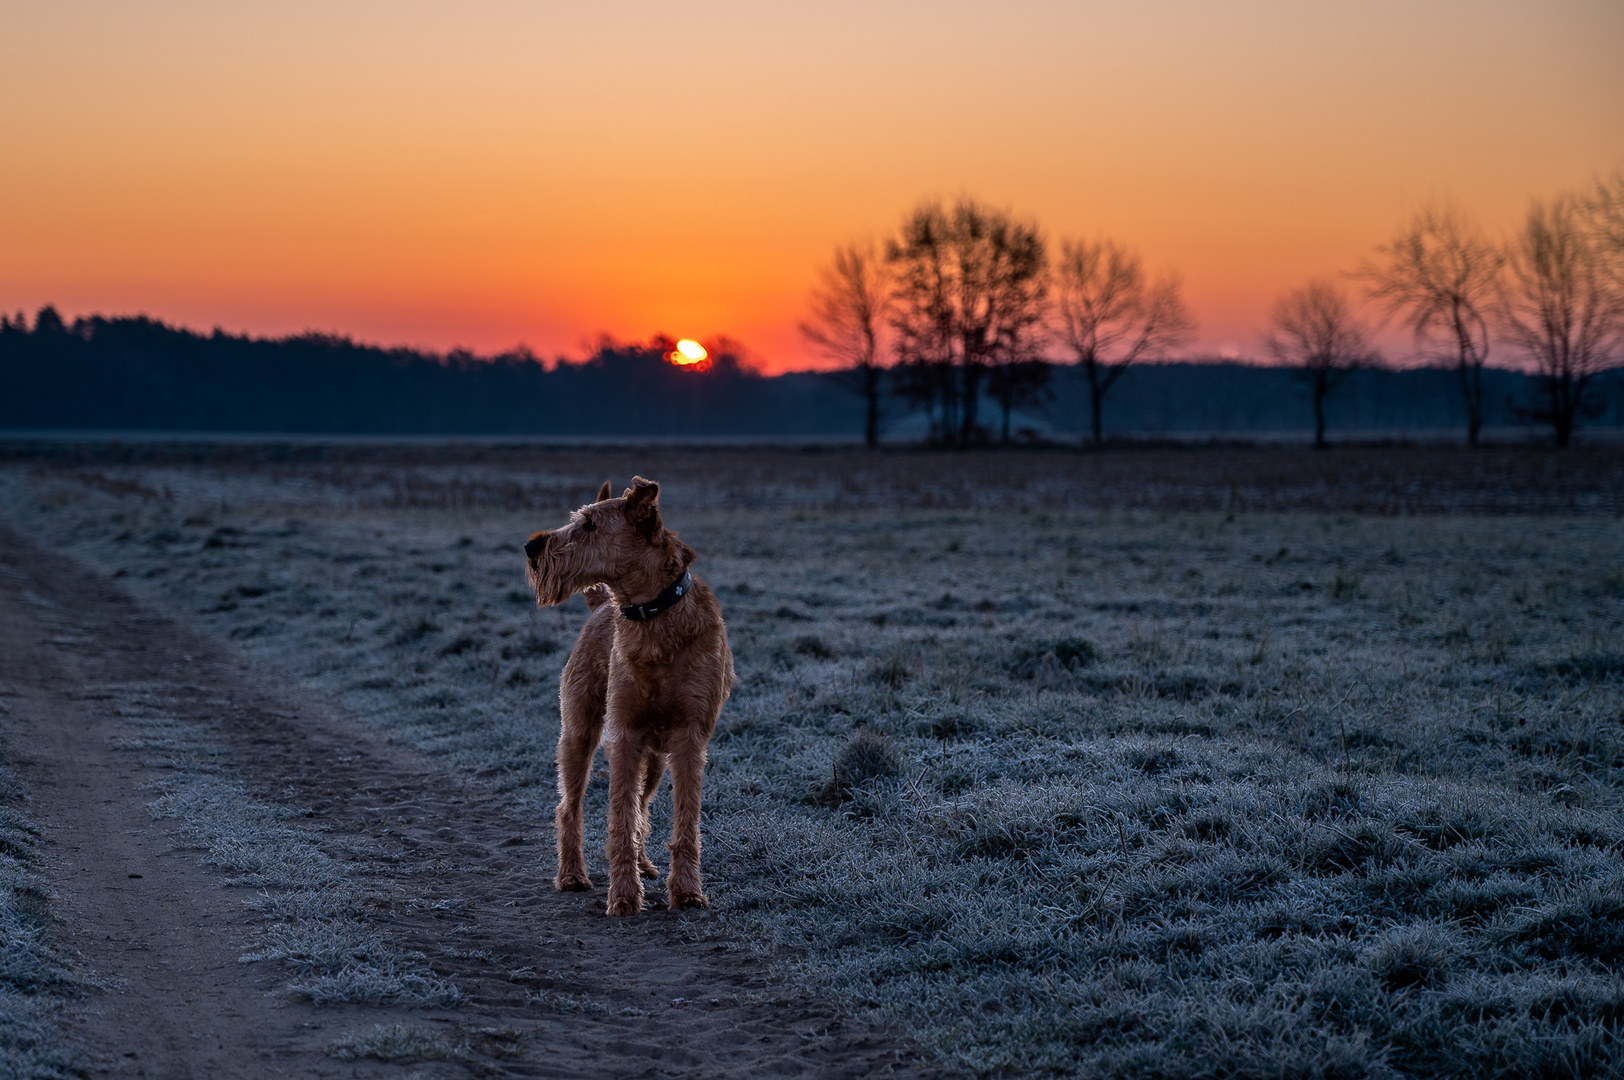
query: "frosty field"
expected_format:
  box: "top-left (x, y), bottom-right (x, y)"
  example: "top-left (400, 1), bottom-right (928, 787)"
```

top-left (3, 444), bottom-right (1622, 1078)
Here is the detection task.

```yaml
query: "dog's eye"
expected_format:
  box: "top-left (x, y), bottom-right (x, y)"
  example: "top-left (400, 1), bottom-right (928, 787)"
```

top-left (581, 518), bottom-right (597, 532)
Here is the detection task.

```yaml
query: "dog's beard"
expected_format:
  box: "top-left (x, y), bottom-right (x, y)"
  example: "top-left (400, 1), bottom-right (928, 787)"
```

top-left (526, 539), bottom-right (599, 607)
top-left (525, 552), bottom-right (568, 606)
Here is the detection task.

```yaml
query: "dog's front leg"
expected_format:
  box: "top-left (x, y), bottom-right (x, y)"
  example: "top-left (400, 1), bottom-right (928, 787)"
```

top-left (604, 740), bottom-right (648, 916)
top-left (666, 734), bottom-right (709, 910)
top-left (635, 753), bottom-right (665, 879)
top-left (554, 706), bottom-right (603, 892)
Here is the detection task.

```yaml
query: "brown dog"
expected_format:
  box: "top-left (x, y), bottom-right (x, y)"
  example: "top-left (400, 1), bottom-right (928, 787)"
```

top-left (524, 477), bottom-right (733, 915)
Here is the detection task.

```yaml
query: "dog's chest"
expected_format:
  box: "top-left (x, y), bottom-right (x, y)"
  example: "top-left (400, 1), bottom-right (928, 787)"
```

top-left (605, 678), bottom-right (691, 746)
top-left (604, 627), bottom-right (722, 737)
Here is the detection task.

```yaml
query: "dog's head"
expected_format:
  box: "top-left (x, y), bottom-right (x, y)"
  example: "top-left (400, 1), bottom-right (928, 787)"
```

top-left (524, 476), bottom-right (696, 607)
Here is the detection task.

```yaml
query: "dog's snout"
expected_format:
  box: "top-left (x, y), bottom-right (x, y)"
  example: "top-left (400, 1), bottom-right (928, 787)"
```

top-left (523, 533), bottom-right (548, 559)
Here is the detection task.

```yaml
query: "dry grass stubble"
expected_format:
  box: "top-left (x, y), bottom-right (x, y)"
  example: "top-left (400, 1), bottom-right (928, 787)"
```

top-left (5, 456), bottom-right (1623, 1078)
top-left (0, 730), bottom-right (79, 1080)
top-left (112, 687), bottom-right (463, 1008)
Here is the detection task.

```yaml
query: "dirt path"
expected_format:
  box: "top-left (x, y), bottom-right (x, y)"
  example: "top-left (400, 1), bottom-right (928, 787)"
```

top-left (0, 524), bottom-right (930, 1079)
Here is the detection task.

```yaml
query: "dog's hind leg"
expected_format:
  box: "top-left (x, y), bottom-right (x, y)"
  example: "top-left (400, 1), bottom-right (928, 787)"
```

top-left (635, 753), bottom-right (665, 879)
top-left (554, 685), bottom-right (605, 893)
top-left (605, 739), bottom-right (650, 916)
top-left (665, 733), bottom-right (709, 910)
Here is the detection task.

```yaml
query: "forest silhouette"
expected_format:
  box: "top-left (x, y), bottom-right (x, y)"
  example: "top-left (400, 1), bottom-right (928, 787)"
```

top-left (3, 306), bottom-right (1617, 439)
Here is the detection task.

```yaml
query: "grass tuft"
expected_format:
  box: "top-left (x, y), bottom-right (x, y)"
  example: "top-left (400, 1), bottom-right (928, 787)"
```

top-left (327, 1023), bottom-right (471, 1062)
top-left (816, 729), bottom-right (902, 805)
top-left (1366, 925), bottom-right (1456, 990)
top-left (1008, 637), bottom-right (1100, 678)
top-left (1507, 885), bottom-right (1624, 965)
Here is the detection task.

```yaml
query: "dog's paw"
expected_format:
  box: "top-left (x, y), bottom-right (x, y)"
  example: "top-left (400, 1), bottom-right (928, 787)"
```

top-left (637, 857), bottom-right (660, 879)
top-left (605, 893), bottom-right (644, 917)
top-left (668, 889), bottom-right (709, 911)
top-left (555, 873), bottom-right (593, 892)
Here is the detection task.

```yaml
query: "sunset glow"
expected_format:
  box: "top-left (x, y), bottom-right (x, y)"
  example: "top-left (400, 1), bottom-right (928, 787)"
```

top-left (1, 1), bottom-right (1619, 372)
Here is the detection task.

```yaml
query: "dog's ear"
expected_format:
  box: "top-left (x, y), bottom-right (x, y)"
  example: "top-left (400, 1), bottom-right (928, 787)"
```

top-left (624, 476), bottom-right (661, 535)
top-left (596, 481), bottom-right (612, 503)
top-left (664, 535), bottom-right (697, 578)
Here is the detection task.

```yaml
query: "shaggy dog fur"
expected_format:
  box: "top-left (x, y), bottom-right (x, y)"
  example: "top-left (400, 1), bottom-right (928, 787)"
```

top-left (524, 477), bottom-right (734, 915)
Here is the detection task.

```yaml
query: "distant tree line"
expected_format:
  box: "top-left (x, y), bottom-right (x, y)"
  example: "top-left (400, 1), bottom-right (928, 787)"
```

top-left (2, 307), bottom-right (1616, 439)
top-left (0, 319), bottom-right (855, 436)
top-left (803, 174), bottom-right (1624, 448)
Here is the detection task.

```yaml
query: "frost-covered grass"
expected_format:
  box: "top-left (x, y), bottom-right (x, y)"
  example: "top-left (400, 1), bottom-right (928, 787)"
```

top-left (108, 688), bottom-right (460, 1008)
top-left (0, 731), bottom-right (80, 1080)
top-left (327, 1022), bottom-right (471, 1062)
top-left (6, 454), bottom-right (1624, 1077)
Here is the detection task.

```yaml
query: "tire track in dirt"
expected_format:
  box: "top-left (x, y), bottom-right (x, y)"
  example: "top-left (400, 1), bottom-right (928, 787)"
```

top-left (0, 524), bottom-right (933, 1079)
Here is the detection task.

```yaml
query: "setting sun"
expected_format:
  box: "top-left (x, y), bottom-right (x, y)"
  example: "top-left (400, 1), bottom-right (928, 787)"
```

top-left (671, 339), bottom-right (708, 366)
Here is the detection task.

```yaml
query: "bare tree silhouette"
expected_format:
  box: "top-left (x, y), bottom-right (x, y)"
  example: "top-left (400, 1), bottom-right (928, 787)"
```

top-left (1054, 238), bottom-right (1193, 445)
top-left (1265, 280), bottom-right (1377, 449)
top-left (799, 242), bottom-right (892, 448)
top-left (1587, 169), bottom-right (1624, 291)
top-left (887, 199), bottom-right (1047, 446)
top-left (1361, 207), bottom-right (1503, 446)
top-left (1585, 172), bottom-right (1624, 264)
top-left (1499, 193), bottom-right (1624, 447)
top-left (985, 359), bottom-right (1052, 444)
top-left (890, 357), bottom-right (955, 445)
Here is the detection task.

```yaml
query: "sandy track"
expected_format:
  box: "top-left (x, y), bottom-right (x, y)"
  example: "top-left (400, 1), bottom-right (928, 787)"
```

top-left (0, 524), bottom-right (931, 1079)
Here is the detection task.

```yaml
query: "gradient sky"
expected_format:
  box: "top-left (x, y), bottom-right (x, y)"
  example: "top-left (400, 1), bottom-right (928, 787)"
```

top-left (3, 1), bottom-right (1620, 371)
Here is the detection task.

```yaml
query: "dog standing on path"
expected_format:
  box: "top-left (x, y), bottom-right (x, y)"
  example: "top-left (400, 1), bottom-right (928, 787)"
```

top-left (524, 477), bottom-right (734, 916)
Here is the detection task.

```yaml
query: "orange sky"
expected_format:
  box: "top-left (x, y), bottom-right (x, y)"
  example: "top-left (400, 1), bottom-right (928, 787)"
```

top-left (2, 1), bottom-right (1620, 372)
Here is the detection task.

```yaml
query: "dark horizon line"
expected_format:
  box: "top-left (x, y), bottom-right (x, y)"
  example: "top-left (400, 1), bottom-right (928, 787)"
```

top-left (4, 302), bottom-right (1570, 378)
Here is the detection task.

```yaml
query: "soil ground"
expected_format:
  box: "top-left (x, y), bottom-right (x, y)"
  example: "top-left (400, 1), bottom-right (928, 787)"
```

top-left (0, 522), bottom-right (931, 1079)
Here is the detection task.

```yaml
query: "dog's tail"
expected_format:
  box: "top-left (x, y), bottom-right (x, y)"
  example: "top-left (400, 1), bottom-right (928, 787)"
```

top-left (581, 582), bottom-right (613, 610)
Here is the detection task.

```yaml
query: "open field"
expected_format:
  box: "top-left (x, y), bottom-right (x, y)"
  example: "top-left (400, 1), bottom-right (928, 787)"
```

top-left (0, 508), bottom-right (924, 1077)
top-left (4, 440), bottom-right (1622, 516)
top-left (2, 444), bottom-right (1622, 1078)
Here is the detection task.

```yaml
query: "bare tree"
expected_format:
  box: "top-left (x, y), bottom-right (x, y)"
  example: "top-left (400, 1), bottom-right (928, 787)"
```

top-left (985, 359), bottom-right (1053, 443)
top-left (1054, 238), bottom-right (1193, 445)
top-left (1585, 170), bottom-right (1624, 269)
top-left (887, 199), bottom-right (1047, 446)
top-left (799, 242), bottom-right (892, 448)
top-left (1360, 207), bottom-right (1503, 446)
top-left (1499, 193), bottom-right (1624, 447)
top-left (890, 356), bottom-right (955, 444)
top-left (1264, 280), bottom-right (1377, 449)
top-left (1586, 169), bottom-right (1624, 290)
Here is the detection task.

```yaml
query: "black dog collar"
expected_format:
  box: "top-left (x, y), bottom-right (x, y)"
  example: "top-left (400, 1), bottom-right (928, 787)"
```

top-left (620, 571), bottom-right (693, 622)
